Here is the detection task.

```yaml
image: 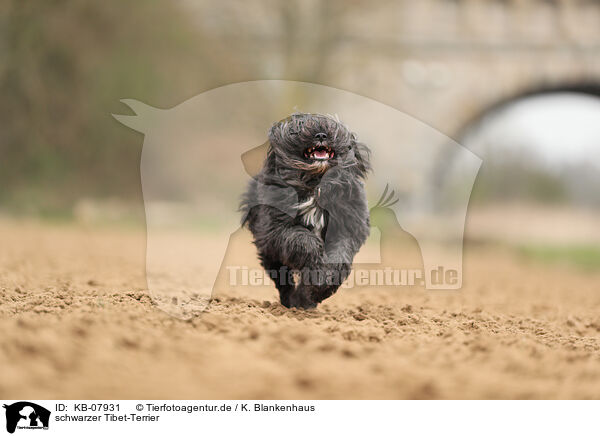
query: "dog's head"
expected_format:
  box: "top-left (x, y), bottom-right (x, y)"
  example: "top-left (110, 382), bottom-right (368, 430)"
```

top-left (267, 113), bottom-right (370, 178)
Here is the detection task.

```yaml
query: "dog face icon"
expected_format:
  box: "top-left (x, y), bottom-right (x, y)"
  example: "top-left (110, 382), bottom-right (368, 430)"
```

top-left (3, 402), bottom-right (50, 434)
top-left (16, 407), bottom-right (35, 427)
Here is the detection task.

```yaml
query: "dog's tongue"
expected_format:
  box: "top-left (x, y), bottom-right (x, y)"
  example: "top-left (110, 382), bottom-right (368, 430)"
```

top-left (313, 149), bottom-right (329, 159)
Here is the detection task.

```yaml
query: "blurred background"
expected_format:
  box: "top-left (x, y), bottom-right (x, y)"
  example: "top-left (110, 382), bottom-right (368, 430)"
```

top-left (3, 0), bottom-right (600, 268)
top-left (5, 0), bottom-right (600, 401)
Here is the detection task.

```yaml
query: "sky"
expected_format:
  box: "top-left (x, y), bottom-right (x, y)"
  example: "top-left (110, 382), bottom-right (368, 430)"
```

top-left (464, 92), bottom-right (600, 170)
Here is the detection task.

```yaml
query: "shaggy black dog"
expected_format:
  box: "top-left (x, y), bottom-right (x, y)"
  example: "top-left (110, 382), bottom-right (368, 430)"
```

top-left (241, 113), bottom-right (371, 309)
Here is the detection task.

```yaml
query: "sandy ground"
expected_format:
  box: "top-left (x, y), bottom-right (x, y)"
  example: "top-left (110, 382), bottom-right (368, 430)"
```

top-left (1, 219), bottom-right (600, 399)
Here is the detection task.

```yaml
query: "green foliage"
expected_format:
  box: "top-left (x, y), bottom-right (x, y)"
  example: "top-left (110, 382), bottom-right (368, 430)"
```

top-left (0, 0), bottom-right (230, 216)
top-left (518, 244), bottom-right (600, 270)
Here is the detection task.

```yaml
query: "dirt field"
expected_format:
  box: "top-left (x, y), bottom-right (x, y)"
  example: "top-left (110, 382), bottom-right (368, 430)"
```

top-left (1, 219), bottom-right (600, 399)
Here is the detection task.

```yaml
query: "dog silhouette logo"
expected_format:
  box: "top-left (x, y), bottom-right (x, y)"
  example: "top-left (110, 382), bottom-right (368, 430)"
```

top-left (113, 80), bottom-right (481, 318)
top-left (3, 402), bottom-right (50, 434)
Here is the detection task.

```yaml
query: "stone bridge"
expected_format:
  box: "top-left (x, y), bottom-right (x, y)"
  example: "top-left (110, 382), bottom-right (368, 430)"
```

top-left (185, 0), bottom-right (600, 138)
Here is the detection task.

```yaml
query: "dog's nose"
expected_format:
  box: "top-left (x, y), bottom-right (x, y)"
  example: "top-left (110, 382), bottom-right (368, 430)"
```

top-left (314, 133), bottom-right (327, 141)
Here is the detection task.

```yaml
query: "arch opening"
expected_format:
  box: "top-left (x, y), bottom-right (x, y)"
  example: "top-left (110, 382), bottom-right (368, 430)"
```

top-left (452, 86), bottom-right (600, 265)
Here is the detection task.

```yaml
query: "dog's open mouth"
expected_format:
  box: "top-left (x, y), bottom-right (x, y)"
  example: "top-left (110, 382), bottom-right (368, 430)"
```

top-left (304, 145), bottom-right (334, 160)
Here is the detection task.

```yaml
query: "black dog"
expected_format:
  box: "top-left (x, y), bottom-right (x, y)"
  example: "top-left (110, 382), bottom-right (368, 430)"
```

top-left (241, 113), bottom-right (371, 308)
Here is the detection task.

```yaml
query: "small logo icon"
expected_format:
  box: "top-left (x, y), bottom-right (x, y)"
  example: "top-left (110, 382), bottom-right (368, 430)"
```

top-left (3, 402), bottom-right (50, 434)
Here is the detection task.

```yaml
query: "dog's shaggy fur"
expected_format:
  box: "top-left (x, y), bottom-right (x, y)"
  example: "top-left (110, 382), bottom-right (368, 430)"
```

top-left (241, 113), bottom-right (371, 308)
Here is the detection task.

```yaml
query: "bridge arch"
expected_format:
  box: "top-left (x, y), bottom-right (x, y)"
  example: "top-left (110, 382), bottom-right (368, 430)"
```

top-left (431, 80), bottom-right (600, 212)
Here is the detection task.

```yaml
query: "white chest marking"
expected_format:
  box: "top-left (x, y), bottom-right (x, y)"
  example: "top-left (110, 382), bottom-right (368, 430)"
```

top-left (295, 196), bottom-right (325, 235)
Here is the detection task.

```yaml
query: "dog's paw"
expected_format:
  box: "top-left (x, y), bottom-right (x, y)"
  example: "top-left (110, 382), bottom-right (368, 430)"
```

top-left (286, 288), bottom-right (317, 310)
top-left (311, 284), bottom-right (341, 305)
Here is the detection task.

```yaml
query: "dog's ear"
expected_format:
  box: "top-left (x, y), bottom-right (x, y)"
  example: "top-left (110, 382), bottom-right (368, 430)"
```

top-left (353, 141), bottom-right (371, 178)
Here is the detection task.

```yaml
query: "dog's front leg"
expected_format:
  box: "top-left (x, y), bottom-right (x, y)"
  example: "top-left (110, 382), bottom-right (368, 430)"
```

top-left (280, 226), bottom-right (326, 309)
top-left (279, 225), bottom-right (324, 271)
top-left (249, 207), bottom-right (325, 308)
top-left (309, 240), bottom-right (354, 304)
top-left (249, 205), bottom-right (323, 270)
